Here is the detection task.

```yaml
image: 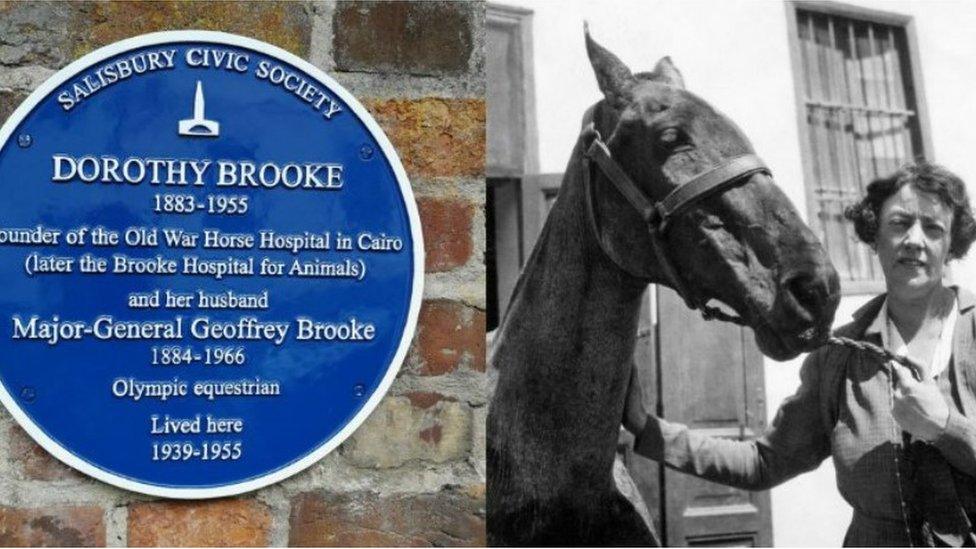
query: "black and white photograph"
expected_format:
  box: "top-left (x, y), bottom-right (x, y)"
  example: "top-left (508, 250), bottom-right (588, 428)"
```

top-left (487, 1), bottom-right (976, 546)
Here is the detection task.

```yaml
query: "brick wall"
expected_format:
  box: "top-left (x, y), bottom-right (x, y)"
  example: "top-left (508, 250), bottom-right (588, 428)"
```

top-left (0, 1), bottom-right (486, 546)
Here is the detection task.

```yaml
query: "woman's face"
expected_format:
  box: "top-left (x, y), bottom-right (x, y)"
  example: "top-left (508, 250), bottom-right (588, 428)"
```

top-left (874, 184), bottom-right (953, 301)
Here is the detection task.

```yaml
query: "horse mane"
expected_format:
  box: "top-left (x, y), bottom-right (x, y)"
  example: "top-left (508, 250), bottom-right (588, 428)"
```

top-left (494, 100), bottom-right (623, 338)
top-left (487, 94), bottom-right (658, 545)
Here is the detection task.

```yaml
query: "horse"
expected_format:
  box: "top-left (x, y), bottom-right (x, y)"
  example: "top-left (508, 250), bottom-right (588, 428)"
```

top-left (486, 29), bottom-right (842, 546)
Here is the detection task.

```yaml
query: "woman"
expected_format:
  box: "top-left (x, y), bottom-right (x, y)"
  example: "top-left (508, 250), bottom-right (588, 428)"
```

top-left (624, 161), bottom-right (976, 546)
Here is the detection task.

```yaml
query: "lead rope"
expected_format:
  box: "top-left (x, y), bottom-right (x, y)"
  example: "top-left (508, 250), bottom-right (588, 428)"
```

top-left (701, 303), bottom-right (924, 380)
top-left (887, 363), bottom-right (916, 548)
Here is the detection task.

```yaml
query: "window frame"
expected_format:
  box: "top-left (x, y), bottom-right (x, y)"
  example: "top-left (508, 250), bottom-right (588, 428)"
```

top-left (784, 0), bottom-right (935, 295)
top-left (487, 3), bottom-right (539, 329)
top-left (487, 3), bottom-right (539, 179)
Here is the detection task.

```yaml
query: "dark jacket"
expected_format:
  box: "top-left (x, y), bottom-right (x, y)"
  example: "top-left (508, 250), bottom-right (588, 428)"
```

top-left (635, 289), bottom-right (976, 546)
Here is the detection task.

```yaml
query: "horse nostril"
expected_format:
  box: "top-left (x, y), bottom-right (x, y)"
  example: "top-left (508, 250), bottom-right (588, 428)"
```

top-left (783, 271), bottom-right (828, 321)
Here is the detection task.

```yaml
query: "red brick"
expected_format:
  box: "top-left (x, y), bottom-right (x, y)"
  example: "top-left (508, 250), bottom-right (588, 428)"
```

top-left (417, 197), bottom-right (474, 272)
top-left (418, 424), bottom-right (443, 444)
top-left (404, 391), bottom-right (454, 409)
top-left (334, 1), bottom-right (474, 75)
top-left (365, 98), bottom-right (485, 178)
top-left (0, 505), bottom-right (105, 547)
top-left (7, 424), bottom-right (81, 481)
top-left (0, 1), bottom-right (311, 84)
top-left (73, 1), bottom-right (310, 59)
top-left (288, 488), bottom-right (485, 547)
top-left (128, 499), bottom-right (271, 547)
top-left (412, 300), bottom-right (485, 375)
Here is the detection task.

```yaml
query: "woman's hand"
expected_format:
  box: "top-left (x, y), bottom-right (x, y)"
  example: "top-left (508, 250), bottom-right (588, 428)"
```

top-left (890, 360), bottom-right (950, 442)
top-left (622, 363), bottom-right (648, 435)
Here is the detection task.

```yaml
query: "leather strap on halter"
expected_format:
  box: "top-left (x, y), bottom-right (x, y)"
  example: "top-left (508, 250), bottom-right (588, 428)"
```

top-left (654, 154), bottom-right (770, 232)
top-left (582, 127), bottom-right (770, 320)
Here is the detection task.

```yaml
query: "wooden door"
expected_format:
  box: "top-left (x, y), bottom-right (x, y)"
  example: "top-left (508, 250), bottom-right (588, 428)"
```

top-left (656, 286), bottom-right (773, 546)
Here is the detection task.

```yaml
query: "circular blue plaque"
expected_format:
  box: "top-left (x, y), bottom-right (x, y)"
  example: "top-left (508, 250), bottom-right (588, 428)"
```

top-left (0, 32), bottom-right (423, 497)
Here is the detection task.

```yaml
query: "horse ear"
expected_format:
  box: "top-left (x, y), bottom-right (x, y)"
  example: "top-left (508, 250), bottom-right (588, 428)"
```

top-left (584, 23), bottom-right (634, 108)
top-left (651, 56), bottom-right (685, 89)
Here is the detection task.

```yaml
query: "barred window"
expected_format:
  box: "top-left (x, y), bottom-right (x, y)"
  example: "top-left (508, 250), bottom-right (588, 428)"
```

top-left (790, 3), bottom-right (929, 292)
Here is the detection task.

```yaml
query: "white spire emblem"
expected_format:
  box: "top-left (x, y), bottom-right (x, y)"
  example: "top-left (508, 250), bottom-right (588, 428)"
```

top-left (178, 81), bottom-right (220, 137)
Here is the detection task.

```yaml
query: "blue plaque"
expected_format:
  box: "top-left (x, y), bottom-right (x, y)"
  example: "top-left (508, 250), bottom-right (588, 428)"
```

top-left (0, 32), bottom-right (423, 497)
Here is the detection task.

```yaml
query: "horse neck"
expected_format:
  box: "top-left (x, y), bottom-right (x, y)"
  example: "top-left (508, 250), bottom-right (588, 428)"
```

top-left (492, 142), bottom-right (646, 487)
top-left (500, 138), bottom-right (646, 350)
top-left (501, 186), bottom-right (645, 354)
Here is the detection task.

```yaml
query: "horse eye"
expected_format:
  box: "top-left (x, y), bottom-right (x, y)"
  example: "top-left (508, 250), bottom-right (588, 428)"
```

top-left (659, 128), bottom-right (681, 145)
top-left (658, 127), bottom-right (691, 152)
top-left (701, 216), bottom-right (725, 230)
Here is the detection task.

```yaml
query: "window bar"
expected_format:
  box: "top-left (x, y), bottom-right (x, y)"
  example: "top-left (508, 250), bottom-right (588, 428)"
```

top-left (870, 23), bottom-right (895, 280)
top-left (812, 13), bottom-right (831, 195)
top-left (876, 24), bottom-right (899, 177)
top-left (803, 100), bottom-right (913, 116)
top-left (819, 18), bottom-right (843, 272)
top-left (851, 21), bottom-right (876, 280)
top-left (848, 22), bottom-right (870, 193)
top-left (876, 26), bottom-right (902, 282)
top-left (824, 17), bottom-right (842, 211)
top-left (857, 25), bottom-right (879, 180)
top-left (805, 13), bottom-right (831, 251)
top-left (886, 26), bottom-right (905, 108)
top-left (871, 25), bottom-right (898, 177)
top-left (887, 26), bottom-right (914, 163)
top-left (832, 18), bottom-right (868, 280)
top-left (827, 16), bottom-right (860, 279)
top-left (865, 23), bottom-right (885, 179)
top-left (799, 12), bottom-right (815, 102)
top-left (827, 16), bottom-right (846, 178)
top-left (881, 26), bottom-right (902, 167)
top-left (799, 13), bottom-right (821, 196)
top-left (817, 15), bottom-right (832, 108)
top-left (841, 20), bottom-right (866, 195)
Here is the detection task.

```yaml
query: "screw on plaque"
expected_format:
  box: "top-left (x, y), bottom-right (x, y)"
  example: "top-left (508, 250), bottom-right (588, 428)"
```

top-left (353, 383), bottom-right (366, 397)
top-left (359, 144), bottom-right (374, 161)
top-left (17, 134), bottom-right (32, 148)
top-left (20, 386), bottom-right (36, 402)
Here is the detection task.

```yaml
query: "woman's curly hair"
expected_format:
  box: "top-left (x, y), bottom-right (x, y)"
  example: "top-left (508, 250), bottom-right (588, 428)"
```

top-left (843, 161), bottom-right (976, 260)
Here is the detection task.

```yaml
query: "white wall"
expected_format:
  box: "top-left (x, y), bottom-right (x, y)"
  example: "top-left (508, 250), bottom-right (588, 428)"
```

top-left (510, 0), bottom-right (976, 546)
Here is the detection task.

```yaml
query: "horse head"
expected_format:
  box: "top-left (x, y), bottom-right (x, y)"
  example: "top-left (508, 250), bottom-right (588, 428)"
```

top-left (583, 30), bottom-right (840, 360)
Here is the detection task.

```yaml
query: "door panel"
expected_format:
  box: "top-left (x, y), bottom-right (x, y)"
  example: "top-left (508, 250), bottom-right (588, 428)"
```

top-left (658, 287), bottom-right (772, 546)
top-left (621, 289), bottom-right (663, 536)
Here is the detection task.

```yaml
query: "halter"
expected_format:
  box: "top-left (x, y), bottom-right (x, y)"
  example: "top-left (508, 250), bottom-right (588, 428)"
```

top-left (581, 125), bottom-right (769, 323)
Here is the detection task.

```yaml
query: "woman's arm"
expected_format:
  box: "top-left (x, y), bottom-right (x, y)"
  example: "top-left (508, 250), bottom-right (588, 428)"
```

top-left (624, 351), bottom-right (832, 491)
